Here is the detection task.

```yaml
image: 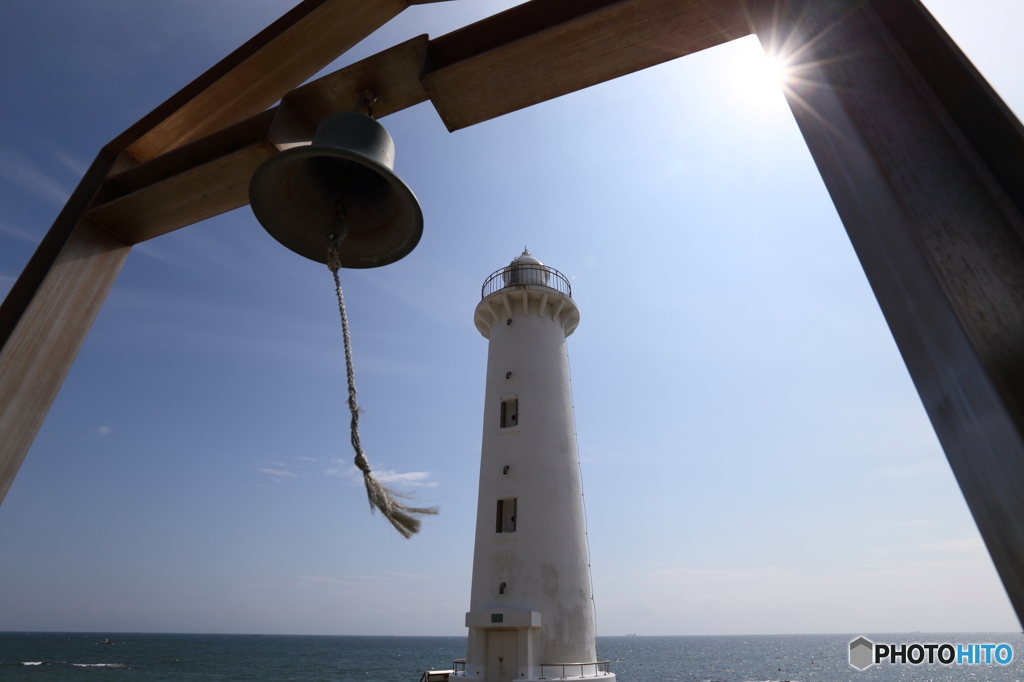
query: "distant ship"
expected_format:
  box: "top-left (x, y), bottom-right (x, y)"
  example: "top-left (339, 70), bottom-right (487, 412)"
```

top-left (624, 634), bottom-right (637, 637)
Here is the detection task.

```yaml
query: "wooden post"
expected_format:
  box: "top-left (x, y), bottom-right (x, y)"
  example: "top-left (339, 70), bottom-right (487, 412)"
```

top-left (0, 227), bottom-right (131, 503)
top-left (752, 0), bottom-right (1024, 623)
top-left (0, 152), bottom-right (130, 503)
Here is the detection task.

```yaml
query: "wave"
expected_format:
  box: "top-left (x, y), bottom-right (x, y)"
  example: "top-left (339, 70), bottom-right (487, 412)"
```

top-left (17, 661), bottom-right (127, 668)
top-left (71, 663), bottom-right (126, 667)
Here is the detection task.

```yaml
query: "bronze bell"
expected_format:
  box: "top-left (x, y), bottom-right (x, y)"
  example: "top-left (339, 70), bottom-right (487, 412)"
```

top-left (249, 111), bottom-right (423, 268)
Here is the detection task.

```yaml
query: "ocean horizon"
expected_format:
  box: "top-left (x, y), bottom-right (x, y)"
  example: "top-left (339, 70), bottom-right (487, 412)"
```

top-left (2, 631), bottom-right (1022, 681)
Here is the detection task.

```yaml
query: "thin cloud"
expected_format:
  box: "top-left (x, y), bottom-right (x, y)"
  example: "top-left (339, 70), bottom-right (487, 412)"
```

top-left (259, 468), bottom-right (297, 478)
top-left (874, 458), bottom-right (944, 478)
top-left (51, 149), bottom-right (89, 178)
top-left (898, 519), bottom-right (935, 528)
top-left (0, 147), bottom-right (72, 205)
top-left (296, 570), bottom-right (436, 588)
top-left (374, 470), bottom-right (437, 487)
top-left (324, 462), bottom-right (361, 483)
top-left (325, 461), bottom-right (437, 488)
top-left (97, 426), bottom-right (111, 435)
top-left (0, 221), bottom-right (42, 244)
top-left (918, 537), bottom-right (985, 554)
top-left (132, 241), bottom-right (192, 269)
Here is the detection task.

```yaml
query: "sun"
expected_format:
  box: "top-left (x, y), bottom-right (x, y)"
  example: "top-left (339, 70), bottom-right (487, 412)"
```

top-left (761, 56), bottom-right (789, 88)
top-left (728, 43), bottom-right (791, 113)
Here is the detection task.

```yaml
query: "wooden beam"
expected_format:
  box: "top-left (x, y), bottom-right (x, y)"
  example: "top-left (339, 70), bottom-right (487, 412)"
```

top-left (116, 0), bottom-right (409, 164)
top-left (422, 0), bottom-right (750, 131)
top-left (273, 35), bottom-right (432, 144)
top-left (0, 148), bottom-right (130, 507)
top-left (751, 0), bottom-right (1024, 624)
top-left (84, 36), bottom-right (432, 245)
top-left (92, 144), bottom-right (278, 245)
top-left (0, 152), bottom-right (116, 354)
top-left (89, 112), bottom-right (279, 244)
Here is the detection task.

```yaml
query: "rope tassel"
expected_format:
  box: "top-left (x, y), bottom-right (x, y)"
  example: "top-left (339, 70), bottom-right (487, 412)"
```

top-left (328, 247), bottom-right (438, 538)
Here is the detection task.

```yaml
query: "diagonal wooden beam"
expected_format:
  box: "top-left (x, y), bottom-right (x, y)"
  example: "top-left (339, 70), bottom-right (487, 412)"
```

top-left (0, 216), bottom-right (130, 505)
top-left (89, 111), bottom-right (280, 245)
top-left (750, 0), bottom-right (1024, 625)
top-left (422, 0), bottom-right (751, 131)
top-left (115, 0), bottom-right (410, 165)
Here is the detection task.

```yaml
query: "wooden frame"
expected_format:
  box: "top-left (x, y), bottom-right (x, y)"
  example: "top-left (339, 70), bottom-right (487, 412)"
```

top-left (3, 0), bottom-right (1024, 625)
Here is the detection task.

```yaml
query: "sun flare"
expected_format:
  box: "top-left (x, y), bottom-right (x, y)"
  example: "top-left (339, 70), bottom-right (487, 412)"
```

top-left (761, 56), bottom-right (789, 87)
top-left (729, 48), bottom-right (791, 112)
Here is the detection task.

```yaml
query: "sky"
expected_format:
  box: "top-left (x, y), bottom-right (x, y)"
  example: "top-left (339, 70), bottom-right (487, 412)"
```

top-left (1, 0), bottom-right (1023, 637)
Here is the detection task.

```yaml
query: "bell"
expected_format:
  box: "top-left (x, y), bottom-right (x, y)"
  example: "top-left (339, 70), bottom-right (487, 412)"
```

top-left (249, 111), bottom-right (423, 268)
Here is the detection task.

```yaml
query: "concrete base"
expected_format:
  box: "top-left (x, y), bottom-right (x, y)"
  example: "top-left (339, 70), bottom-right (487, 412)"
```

top-left (453, 672), bottom-right (615, 682)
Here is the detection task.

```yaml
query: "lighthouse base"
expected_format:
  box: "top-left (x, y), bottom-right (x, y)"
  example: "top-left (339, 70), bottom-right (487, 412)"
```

top-left (459, 614), bottom-right (614, 682)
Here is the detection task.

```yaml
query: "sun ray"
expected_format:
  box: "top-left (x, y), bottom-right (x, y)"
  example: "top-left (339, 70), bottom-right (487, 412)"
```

top-left (744, 0), bottom-right (874, 145)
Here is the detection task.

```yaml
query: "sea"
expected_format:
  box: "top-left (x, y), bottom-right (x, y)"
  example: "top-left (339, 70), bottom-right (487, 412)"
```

top-left (1, 632), bottom-right (1021, 681)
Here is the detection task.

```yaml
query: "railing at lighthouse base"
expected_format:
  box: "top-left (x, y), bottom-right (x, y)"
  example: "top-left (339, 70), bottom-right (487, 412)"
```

top-left (448, 659), bottom-right (612, 680)
top-left (538, 660), bottom-right (612, 679)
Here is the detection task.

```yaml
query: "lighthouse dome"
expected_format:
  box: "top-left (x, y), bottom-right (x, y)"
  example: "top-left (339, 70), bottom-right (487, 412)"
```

top-left (512, 249), bottom-right (542, 266)
top-left (501, 248), bottom-right (550, 287)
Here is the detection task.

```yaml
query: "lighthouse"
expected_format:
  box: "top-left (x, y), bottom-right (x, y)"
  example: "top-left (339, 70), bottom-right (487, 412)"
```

top-left (457, 251), bottom-right (613, 682)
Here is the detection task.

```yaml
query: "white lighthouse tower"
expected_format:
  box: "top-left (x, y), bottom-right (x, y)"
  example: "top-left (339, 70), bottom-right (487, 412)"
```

top-left (458, 251), bottom-right (613, 682)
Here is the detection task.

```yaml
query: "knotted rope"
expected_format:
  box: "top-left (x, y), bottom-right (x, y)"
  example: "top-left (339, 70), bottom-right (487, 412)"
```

top-left (327, 242), bottom-right (437, 538)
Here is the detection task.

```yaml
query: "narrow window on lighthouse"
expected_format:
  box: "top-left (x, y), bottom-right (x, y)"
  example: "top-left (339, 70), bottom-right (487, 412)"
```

top-left (499, 398), bottom-right (519, 428)
top-left (495, 498), bottom-right (517, 533)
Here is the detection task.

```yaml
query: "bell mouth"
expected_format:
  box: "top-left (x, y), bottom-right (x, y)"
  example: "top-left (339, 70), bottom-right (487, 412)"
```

top-left (249, 144), bottom-right (423, 268)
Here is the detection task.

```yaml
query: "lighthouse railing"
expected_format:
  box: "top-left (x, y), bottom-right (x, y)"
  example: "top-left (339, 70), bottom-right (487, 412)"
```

top-left (452, 658), bottom-right (466, 676)
top-left (538, 659), bottom-right (611, 679)
top-left (481, 264), bottom-right (572, 300)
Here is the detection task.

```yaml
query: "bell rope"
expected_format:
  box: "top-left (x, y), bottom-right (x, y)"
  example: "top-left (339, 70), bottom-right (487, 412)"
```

top-left (327, 241), bottom-right (438, 538)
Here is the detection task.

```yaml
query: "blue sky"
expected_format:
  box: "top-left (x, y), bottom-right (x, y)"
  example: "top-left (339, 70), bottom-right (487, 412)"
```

top-left (1, 0), bottom-right (1022, 636)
